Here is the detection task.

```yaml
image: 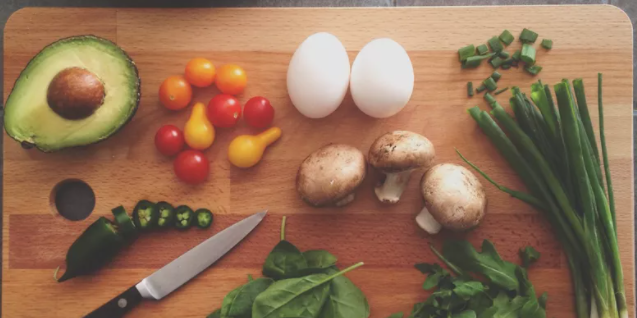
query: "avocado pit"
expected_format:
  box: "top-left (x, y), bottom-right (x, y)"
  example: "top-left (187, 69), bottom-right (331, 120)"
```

top-left (47, 67), bottom-right (105, 120)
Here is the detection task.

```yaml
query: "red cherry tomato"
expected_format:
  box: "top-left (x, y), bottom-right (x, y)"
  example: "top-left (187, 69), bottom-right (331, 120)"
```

top-left (206, 94), bottom-right (242, 128)
top-left (155, 125), bottom-right (185, 156)
top-left (173, 150), bottom-right (209, 184)
top-left (243, 96), bottom-right (275, 128)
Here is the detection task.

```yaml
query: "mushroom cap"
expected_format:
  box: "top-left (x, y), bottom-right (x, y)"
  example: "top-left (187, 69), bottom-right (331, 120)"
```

top-left (368, 131), bottom-right (435, 173)
top-left (296, 144), bottom-right (367, 207)
top-left (420, 163), bottom-right (487, 231)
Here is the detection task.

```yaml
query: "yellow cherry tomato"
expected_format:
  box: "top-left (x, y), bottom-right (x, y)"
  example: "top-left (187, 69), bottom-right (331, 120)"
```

top-left (228, 127), bottom-right (281, 168)
top-left (184, 102), bottom-right (215, 150)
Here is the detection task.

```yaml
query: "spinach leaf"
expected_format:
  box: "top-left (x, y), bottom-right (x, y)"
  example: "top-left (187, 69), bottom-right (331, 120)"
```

top-left (519, 247), bottom-right (540, 268)
top-left (443, 240), bottom-right (519, 291)
top-left (303, 250), bottom-right (337, 273)
top-left (207, 309), bottom-right (221, 318)
top-left (453, 281), bottom-right (485, 300)
top-left (515, 267), bottom-right (546, 318)
top-left (318, 267), bottom-right (370, 318)
top-left (538, 293), bottom-right (548, 309)
top-left (480, 293), bottom-right (527, 318)
top-left (252, 263), bottom-right (364, 318)
top-left (262, 240), bottom-right (308, 279)
top-left (221, 277), bottom-right (274, 318)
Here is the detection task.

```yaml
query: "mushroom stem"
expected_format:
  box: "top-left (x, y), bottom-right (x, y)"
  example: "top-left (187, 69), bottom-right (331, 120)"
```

top-left (374, 170), bottom-right (413, 204)
top-left (415, 206), bottom-right (442, 234)
top-left (335, 193), bottom-right (356, 207)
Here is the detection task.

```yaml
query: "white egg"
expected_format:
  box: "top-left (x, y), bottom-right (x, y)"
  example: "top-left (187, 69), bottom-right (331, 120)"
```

top-left (350, 38), bottom-right (414, 118)
top-left (287, 32), bottom-right (350, 119)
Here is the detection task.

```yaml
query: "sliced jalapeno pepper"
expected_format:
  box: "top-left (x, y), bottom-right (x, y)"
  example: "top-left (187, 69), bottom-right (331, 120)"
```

top-left (156, 201), bottom-right (175, 229)
top-left (195, 208), bottom-right (214, 229)
top-left (57, 217), bottom-right (125, 282)
top-left (111, 206), bottom-right (137, 242)
top-left (174, 205), bottom-right (194, 230)
top-left (132, 200), bottom-right (159, 231)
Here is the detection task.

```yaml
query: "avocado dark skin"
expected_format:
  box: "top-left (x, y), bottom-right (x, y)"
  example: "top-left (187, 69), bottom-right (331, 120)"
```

top-left (4, 35), bottom-right (141, 152)
top-left (47, 67), bottom-right (105, 120)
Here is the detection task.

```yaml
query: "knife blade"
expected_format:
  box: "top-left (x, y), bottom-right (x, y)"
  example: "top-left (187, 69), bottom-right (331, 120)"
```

top-left (83, 210), bottom-right (267, 318)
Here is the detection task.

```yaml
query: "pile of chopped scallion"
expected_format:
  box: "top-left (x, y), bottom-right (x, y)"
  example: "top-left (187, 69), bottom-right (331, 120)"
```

top-left (460, 28), bottom-right (552, 98)
top-left (459, 74), bottom-right (627, 318)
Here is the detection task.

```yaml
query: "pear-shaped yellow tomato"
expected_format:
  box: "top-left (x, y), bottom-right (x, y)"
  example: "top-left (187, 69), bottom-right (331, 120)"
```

top-left (228, 127), bottom-right (282, 168)
top-left (184, 102), bottom-right (215, 150)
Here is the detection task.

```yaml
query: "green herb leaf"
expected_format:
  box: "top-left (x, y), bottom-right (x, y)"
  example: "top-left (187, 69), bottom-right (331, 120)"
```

top-left (443, 240), bottom-right (519, 291)
top-left (453, 281), bottom-right (485, 300)
top-left (482, 293), bottom-right (528, 318)
top-left (262, 240), bottom-right (308, 280)
top-left (221, 277), bottom-right (274, 318)
top-left (207, 309), bottom-right (221, 318)
top-left (519, 246), bottom-right (541, 268)
top-left (453, 310), bottom-right (477, 318)
top-left (538, 292), bottom-right (548, 309)
top-left (386, 313), bottom-right (404, 318)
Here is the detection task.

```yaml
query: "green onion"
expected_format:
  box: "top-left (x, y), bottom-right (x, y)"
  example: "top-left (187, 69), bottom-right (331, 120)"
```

top-left (488, 36), bottom-right (504, 53)
top-left (512, 50), bottom-right (521, 61)
top-left (476, 84), bottom-right (486, 93)
top-left (461, 53), bottom-right (495, 68)
top-left (477, 44), bottom-right (489, 55)
top-left (483, 77), bottom-right (497, 92)
top-left (484, 92), bottom-right (496, 104)
top-left (501, 64), bottom-right (512, 70)
top-left (490, 56), bottom-right (505, 69)
top-left (520, 28), bottom-right (538, 43)
top-left (525, 65), bottom-right (542, 75)
top-left (494, 87), bottom-right (509, 95)
top-left (468, 82), bottom-right (474, 97)
top-left (458, 44), bottom-right (476, 61)
top-left (499, 30), bottom-right (515, 45)
top-left (491, 71), bottom-right (502, 82)
top-left (521, 44), bottom-right (536, 65)
top-left (499, 51), bottom-right (510, 59)
top-left (541, 39), bottom-right (553, 50)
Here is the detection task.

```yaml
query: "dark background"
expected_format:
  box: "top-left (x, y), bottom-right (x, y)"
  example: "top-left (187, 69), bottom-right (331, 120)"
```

top-left (0, 0), bottom-right (635, 315)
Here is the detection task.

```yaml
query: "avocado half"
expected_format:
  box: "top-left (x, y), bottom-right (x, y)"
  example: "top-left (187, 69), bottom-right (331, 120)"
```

top-left (4, 35), bottom-right (141, 152)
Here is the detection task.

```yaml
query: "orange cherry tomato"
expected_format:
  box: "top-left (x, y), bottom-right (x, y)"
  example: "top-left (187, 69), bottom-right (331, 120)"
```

top-left (185, 58), bottom-right (216, 88)
top-left (159, 75), bottom-right (193, 110)
top-left (216, 64), bottom-right (247, 95)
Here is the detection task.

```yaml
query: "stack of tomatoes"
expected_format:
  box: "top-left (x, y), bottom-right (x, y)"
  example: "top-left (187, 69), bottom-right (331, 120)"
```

top-left (155, 58), bottom-right (275, 184)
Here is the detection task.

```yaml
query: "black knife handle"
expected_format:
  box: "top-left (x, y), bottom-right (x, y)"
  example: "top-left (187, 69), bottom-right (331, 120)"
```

top-left (83, 285), bottom-right (143, 318)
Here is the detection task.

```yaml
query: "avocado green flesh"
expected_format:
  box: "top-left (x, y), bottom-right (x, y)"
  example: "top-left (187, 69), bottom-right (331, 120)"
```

top-left (4, 36), bottom-right (140, 152)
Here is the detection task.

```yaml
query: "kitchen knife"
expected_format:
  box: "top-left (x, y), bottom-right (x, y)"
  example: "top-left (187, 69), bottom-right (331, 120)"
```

top-left (83, 210), bottom-right (267, 318)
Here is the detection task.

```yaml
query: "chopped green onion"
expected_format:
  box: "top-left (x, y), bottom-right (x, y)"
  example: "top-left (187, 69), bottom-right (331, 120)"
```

top-left (483, 77), bottom-right (497, 92)
top-left (458, 44), bottom-right (476, 61)
top-left (525, 65), bottom-right (543, 75)
top-left (495, 87), bottom-right (509, 95)
top-left (499, 51), bottom-right (510, 59)
top-left (512, 50), bottom-right (521, 61)
top-left (490, 56), bottom-right (505, 69)
top-left (488, 36), bottom-right (504, 53)
top-left (476, 84), bottom-right (487, 93)
top-left (521, 43), bottom-right (536, 65)
top-left (491, 71), bottom-right (502, 82)
top-left (501, 64), bottom-right (512, 70)
top-left (520, 28), bottom-right (538, 43)
top-left (461, 53), bottom-right (495, 68)
top-left (541, 39), bottom-right (553, 50)
top-left (484, 92), bottom-right (497, 104)
top-left (477, 44), bottom-right (489, 55)
top-left (499, 30), bottom-right (514, 45)
top-left (468, 82), bottom-right (474, 97)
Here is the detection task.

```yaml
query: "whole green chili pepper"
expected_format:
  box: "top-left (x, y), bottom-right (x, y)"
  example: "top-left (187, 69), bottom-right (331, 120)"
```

top-left (56, 217), bottom-right (125, 282)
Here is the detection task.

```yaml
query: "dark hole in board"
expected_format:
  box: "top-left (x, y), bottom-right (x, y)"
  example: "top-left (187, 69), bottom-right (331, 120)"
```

top-left (52, 179), bottom-right (95, 221)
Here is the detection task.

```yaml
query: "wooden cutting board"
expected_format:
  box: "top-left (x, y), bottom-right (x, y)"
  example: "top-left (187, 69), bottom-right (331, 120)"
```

top-left (3, 6), bottom-right (634, 318)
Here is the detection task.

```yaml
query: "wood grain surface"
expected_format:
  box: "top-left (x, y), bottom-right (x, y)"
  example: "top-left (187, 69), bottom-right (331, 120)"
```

top-left (3, 6), bottom-right (634, 318)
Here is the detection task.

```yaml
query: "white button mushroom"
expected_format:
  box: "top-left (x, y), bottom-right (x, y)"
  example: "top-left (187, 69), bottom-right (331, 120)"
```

top-left (368, 131), bottom-right (435, 204)
top-left (296, 144), bottom-right (367, 207)
top-left (416, 163), bottom-right (487, 234)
